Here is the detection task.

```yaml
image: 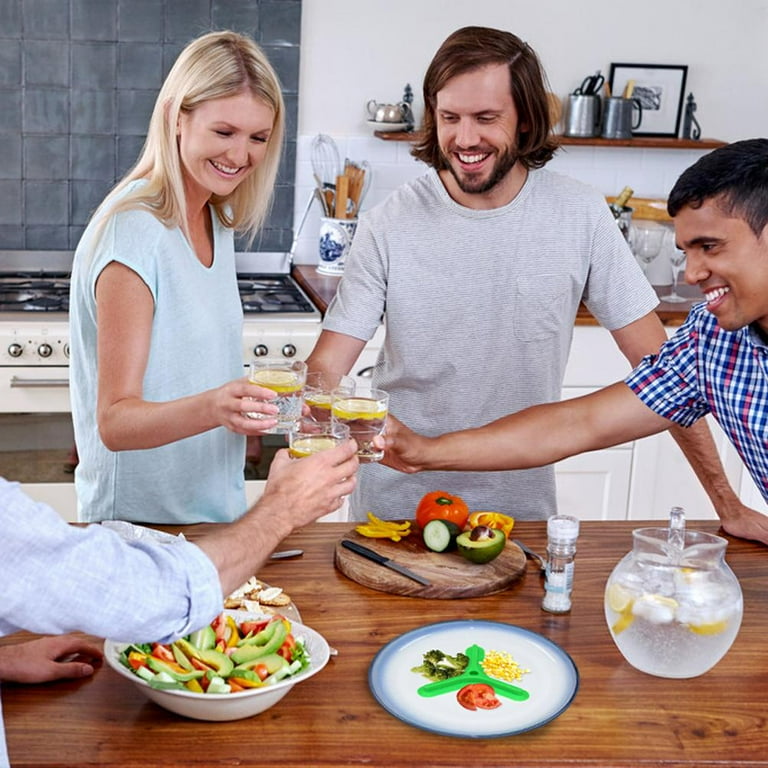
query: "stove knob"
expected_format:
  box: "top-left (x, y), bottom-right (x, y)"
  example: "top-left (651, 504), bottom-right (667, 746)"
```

top-left (38, 343), bottom-right (53, 358)
top-left (8, 342), bottom-right (24, 358)
top-left (63, 343), bottom-right (70, 358)
top-left (282, 344), bottom-right (297, 358)
top-left (252, 344), bottom-right (269, 357)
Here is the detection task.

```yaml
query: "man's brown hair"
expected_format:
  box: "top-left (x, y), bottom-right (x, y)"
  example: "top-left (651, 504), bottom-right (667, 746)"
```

top-left (411, 26), bottom-right (558, 171)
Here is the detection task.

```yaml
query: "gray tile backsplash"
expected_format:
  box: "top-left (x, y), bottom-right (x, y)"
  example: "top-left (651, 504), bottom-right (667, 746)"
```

top-left (0, 0), bottom-right (301, 253)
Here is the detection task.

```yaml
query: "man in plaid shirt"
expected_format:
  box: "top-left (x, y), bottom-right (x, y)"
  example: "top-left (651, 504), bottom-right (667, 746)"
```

top-left (381, 138), bottom-right (768, 545)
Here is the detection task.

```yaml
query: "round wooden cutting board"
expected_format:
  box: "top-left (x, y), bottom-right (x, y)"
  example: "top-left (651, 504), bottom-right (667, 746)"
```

top-left (334, 527), bottom-right (527, 599)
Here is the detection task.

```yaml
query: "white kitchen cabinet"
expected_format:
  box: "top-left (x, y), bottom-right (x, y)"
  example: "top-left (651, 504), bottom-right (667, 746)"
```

top-left (557, 325), bottom-right (758, 521)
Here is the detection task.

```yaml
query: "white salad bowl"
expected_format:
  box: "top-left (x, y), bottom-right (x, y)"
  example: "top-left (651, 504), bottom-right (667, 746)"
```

top-left (104, 613), bottom-right (331, 721)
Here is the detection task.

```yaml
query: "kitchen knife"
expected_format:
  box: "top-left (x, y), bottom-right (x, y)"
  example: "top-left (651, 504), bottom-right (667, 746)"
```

top-left (341, 539), bottom-right (431, 586)
top-left (269, 549), bottom-right (304, 560)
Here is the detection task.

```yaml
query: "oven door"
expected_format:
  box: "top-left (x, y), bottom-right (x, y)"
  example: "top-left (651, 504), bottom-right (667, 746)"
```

top-left (0, 366), bottom-right (78, 519)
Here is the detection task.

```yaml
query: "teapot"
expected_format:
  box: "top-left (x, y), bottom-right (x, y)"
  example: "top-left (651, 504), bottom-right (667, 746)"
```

top-left (604, 510), bottom-right (743, 678)
top-left (366, 100), bottom-right (407, 123)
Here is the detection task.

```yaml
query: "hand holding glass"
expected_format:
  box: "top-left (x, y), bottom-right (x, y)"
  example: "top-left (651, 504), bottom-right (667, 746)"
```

top-left (248, 359), bottom-right (307, 434)
top-left (331, 386), bottom-right (388, 462)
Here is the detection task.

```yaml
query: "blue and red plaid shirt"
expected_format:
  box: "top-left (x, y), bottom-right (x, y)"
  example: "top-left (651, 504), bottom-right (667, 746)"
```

top-left (626, 301), bottom-right (768, 502)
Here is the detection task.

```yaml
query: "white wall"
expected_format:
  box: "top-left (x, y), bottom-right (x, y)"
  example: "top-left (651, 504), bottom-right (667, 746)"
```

top-left (292, 0), bottom-right (768, 265)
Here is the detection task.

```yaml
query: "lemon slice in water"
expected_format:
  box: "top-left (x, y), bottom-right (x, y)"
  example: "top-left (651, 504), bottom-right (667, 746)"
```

top-left (332, 397), bottom-right (386, 420)
top-left (251, 370), bottom-right (302, 393)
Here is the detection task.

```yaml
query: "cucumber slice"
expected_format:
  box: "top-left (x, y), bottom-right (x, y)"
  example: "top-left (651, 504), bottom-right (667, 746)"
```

top-left (422, 519), bottom-right (463, 552)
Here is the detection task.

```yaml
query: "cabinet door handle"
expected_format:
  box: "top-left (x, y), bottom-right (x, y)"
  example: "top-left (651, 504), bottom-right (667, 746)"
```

top-left (10, 376), bottom-right (69, 388)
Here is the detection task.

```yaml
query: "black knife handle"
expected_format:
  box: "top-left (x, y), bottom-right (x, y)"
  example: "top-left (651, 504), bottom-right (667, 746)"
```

top-left (341, 539), bottom-right (388, 564)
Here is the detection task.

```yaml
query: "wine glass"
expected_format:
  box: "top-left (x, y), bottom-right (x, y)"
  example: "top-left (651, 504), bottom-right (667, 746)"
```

top-left (661, 236), bottom-right (688, 303)
top-left (629, 223), bottom-right (665, 277)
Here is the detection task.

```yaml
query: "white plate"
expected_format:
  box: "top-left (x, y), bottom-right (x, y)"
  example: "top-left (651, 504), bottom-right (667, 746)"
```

top-left (368, 619), bottom-right (579, 738)
top-left (367, 120), bottom-right (410, 133)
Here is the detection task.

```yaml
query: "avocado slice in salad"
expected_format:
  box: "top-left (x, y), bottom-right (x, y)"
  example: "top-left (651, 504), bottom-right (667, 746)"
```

top-left (146, 656), bottom-right (205, 682)
top-left (230, 622), bottom-right (287, 665)
top-left (188, 625), bottom-right (216, 650)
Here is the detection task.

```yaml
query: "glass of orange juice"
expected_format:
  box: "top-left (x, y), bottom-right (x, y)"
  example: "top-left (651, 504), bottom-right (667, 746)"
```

top-left (331, 385), bottom-right (388, 462)
top-left (248, 358), bottom-right (307, 434)
top-left (288, 419), bottom-right (350, 459)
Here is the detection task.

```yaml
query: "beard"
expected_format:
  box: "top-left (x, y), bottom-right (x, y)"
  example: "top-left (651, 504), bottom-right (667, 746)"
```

top-left (443, 144), bottom-right (520, 195)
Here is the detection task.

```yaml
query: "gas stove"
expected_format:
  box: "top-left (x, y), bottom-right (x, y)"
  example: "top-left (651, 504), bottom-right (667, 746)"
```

top-left (0, 251), bottom-right (322, 368)
top-left (0, 271), bottom-right (71, 313)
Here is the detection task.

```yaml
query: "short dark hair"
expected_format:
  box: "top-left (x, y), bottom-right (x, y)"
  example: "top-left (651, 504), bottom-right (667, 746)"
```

top-left (410, 26), bottom-right (558, 171)
top-left (667, 138), bottom-right (768, 238)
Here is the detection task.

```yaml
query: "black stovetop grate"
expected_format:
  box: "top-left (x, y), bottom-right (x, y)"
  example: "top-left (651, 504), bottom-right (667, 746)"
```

top-left (0, 270), bottom-right (316, 315)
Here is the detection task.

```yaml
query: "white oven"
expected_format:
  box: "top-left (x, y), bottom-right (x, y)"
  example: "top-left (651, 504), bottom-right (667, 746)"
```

top-left (0, 251), bottom-right (322, 521)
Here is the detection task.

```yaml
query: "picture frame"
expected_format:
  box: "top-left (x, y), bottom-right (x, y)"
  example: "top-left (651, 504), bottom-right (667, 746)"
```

top-left (608, 63), bottom-right (688, 138)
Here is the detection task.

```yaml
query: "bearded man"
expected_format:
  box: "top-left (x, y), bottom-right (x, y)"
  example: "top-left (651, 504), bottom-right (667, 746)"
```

top-left (305, 26), bottom-right (755, 529)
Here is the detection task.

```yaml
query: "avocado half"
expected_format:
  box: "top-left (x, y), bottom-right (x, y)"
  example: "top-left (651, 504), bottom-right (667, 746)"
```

top-left (456, 526), bottom-right (506, 564)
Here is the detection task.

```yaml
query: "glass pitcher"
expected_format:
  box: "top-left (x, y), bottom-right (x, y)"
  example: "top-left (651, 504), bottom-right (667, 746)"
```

top-left (604, 526), bottom-right (743, 678)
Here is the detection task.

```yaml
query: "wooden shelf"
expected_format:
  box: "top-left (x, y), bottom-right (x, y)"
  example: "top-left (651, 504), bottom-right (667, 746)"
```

top-left (374, 130), bottom-right (726, 150)
top-left (557, 135), bottom-right (726, 149)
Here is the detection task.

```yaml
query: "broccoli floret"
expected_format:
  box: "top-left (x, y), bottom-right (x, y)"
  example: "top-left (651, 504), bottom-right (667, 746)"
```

top-left (411, 649), bottom-right (469, 681)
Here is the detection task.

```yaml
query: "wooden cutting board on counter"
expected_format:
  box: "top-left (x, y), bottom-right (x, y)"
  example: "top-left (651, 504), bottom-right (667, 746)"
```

top-left (334, 528), bottom-right (527, 599)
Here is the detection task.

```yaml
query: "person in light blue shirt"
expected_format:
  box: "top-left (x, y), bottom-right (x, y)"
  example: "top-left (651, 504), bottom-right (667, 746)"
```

top-left (0, 432), bottom-right (358, 766)
top-left (69, 31), bottom-right (289, 524)
top-left (379, 139), bottom-right (768, 547)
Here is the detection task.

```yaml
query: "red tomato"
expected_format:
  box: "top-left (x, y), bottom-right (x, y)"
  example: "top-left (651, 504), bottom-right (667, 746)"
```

top-left (254, 663), bottom-right (270, 681)
top-left (278, 633), bottom-right (296, 661)
top-left (190, 657), bottom-right (214, 672)
top-left (240, 619), bottom-right (271, 637)
top-left (415, 491), bottom-right (469, 530)
top-left (151, 643), bottom-right (175, 663)
top-left (456, 684), bottom-right (501, 711)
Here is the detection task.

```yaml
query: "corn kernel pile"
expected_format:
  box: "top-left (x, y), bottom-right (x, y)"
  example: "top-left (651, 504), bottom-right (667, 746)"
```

top-left (480, 650), bottom-right (530, 682)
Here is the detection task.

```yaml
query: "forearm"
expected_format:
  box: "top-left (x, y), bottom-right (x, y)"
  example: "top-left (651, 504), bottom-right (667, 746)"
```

top-left (416, 384), bottom-right (667, 472)
top-left (97, 390), bottom-right (220, 450)
top-left (195, 501), bottom-right (293, 597)
top-left (668, 419), bottom-right (741, 511)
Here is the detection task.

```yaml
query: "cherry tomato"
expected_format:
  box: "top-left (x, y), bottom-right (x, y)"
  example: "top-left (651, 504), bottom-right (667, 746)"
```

top-left (456, 683), bottom-right (501, 711)
top-left (415, 491), bottom-right (469, 530)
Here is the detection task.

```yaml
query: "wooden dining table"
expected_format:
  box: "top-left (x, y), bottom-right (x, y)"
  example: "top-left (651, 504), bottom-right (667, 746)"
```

top-left (2, 519), bottom-right (767, 767)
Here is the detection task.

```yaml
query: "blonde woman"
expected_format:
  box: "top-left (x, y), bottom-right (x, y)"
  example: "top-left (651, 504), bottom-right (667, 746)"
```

top-left (70, 31), bottom-right (350, 524)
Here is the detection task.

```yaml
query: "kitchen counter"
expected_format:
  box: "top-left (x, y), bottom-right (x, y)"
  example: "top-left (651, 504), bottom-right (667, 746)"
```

top-left (2, 519), bottom-right (766, 767)
top-left (293, 265), bottom-right (701, 326)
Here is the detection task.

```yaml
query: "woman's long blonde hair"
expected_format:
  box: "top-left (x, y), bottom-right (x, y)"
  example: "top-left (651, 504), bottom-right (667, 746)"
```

top-left (93, 30), bottom-right (285, 247)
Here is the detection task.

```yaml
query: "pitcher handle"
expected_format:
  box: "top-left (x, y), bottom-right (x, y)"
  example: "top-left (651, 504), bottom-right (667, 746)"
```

top-left (366, 100), bottom-right (378, 119)
top-left (632, 98), bottom-right (643, 130)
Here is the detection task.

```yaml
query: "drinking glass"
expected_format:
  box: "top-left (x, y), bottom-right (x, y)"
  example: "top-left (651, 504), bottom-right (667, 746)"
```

top-left (629, 223), bottom-right (665, 276)
top-left (248, 359), bottom-right (307, 434)
top-left (661, 241), bottom-right (688, 303)
top-left (331, 385), bottom-right (389, 462)
top-left (288, 419), bottom-right (350, 459)
top-left (303, 371), bottom-right (355, 423)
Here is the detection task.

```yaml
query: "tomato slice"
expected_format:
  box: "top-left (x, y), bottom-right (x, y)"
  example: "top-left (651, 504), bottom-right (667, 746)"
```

top-left (151, 643), bottom-right (175, 663)
top-left (456, 683), bottom-right (501, 711)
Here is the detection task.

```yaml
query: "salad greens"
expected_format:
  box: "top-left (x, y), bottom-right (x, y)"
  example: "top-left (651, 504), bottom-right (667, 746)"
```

top-left (411, 648), bottom-right (469, 681)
